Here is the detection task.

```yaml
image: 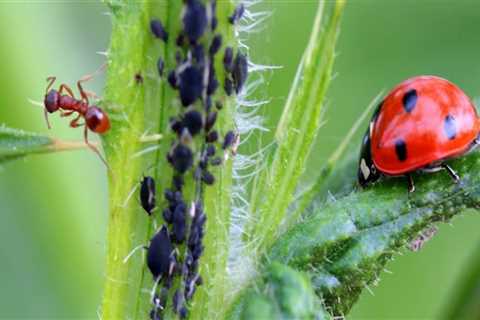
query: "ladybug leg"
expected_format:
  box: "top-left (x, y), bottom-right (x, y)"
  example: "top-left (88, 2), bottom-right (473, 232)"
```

top-left (406, 174), bottom-right (415, 193)
top-left (442, 164), bottom-right (460, 183)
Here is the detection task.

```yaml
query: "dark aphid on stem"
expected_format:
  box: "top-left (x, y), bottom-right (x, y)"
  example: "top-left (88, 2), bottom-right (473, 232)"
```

top-left (206, 130), bottom-right (218, 143)
top-left (183, 0), bottom-right (207, 43)
top-left (163, 208), bottom-right (173, 224)
top-left (135, 73), bottom-right (144, 84)
top-left (168, 71), bottom-right (178, 89)
top-left (147, 226), bottom-right (175, 279)
top-left (171, 144), bottom-right (194, 173)
top-left (224, 77), bottom-right (233, 96)
top-left (223, 47), bottom-right (234, 72)
top-left (202, 170), bottom-right (215, 185)
top-left (209, 35), bottom-right (222, 56)
top-left (223, 130), bottom-right (236, 149)
top-left (205, 95), bottom-right (213, 112)
top-left (172, 202), bottom-right (187, 243)
top-left (182, 110), bottom-right (203, 136)
top-left (207, 64), bottom-right (219, 96)
top-left (192, 44), bottom-right (205, 65)
top-left (170, 118), bottom-right (183, 135)
top-left (215, 100), bottom-right (223, 110)
top-left (173, 175), bottom-right (184, 191)
top-left (232, 52), bottom-right (248, 93)
top-left (206, 144), bottom-right (216, 157)
top-left (140, 176), bottom-right (156, 215)
top-left (205, 111), bottom-right (217, 132)
top-left (228, 3), bottom-right (245, 24)
top-left (157, 58), bottom-right (165, 77)
top-left (179, 66), bottom-right (203, 107)
top-left (164, 189), bottom-right (175, 203)
top-left (210, 0), bottom-right (218, 30)
top-left (210, 157), bottom-right (222, 166)
top-left (150, 19), bottom-right (169, 42)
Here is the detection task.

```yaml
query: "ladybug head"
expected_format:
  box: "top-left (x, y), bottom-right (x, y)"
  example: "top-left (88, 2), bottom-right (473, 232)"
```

top-left (358, 130), bottom-right (380, 188)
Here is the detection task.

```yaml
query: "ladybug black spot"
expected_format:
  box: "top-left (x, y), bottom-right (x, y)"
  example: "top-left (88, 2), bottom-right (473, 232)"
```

top-left (444, 114), bottom-right (457, 140)
top-left (402, 89), bottom-right (417, 113)
top-left (395, 139), bottom-right (407, 162)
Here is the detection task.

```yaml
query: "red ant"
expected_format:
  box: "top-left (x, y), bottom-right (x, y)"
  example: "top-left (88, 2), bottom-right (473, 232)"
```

top-left (43, 75), bottom-right (110, 167)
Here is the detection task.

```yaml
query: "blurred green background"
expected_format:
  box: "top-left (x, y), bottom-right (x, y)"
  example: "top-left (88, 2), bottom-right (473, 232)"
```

top-left (1, 0), bottom-right (480, 318)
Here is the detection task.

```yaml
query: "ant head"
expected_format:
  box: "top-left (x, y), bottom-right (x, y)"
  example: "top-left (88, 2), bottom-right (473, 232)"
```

top-left (85, 106), bottom-right (110, 134)
top-left (44, 90), bottom-right (60, 113)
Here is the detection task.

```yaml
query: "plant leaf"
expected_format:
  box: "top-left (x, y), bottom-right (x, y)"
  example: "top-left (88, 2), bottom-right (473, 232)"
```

top-left (230, 149), bottom-right (480, 317)
top-left (0, 125), bottom-right (91, 164)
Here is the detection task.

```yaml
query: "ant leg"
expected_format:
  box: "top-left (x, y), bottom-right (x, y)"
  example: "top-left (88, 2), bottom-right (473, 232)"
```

top-left (406, 174), bottom-right (415, 193)
top-left (77, 63), bottom-right (107, 104)
top-left (84, 126), bottom-right (110, 169)
top-left (70, 114), bottom-right (84, 128)
top-left (44, 109), bottom-right (51, 129)
top-left (61, 110), bottom-right (75, 118)
top-left (58, 84), bottom-right (76, 98)
top-left (442, 164), bottom-right (460, 183)
top-left (45, 76), bottom-right (56, 93)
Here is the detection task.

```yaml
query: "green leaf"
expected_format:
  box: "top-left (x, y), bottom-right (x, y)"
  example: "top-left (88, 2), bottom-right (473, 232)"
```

top-left (0, 125), bottom-right (92, 164)
top-left (228, 262), bottom-right (332, 320)
top-left (268, 150), bottom-right (480, 316)
top-left (229, 147), bottom-right (480, 317)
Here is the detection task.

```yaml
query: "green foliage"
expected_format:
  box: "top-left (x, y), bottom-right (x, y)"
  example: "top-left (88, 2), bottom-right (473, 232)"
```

top-left (0, 125), bottom-right (91, 163)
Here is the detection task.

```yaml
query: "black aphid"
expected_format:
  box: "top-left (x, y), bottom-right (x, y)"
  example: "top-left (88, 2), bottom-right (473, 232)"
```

top-left (210, 0), bottom-right (218, 30)
top-left (170, 118), bottom-right (183, 135)
top-left (179, 66), bottom-right (203, 106)
top-left (172, 202), bottom-right (186, 243)
top-left (224, 77), bottom-right (233, 96)
top-left (173, 175), bottom-right (184, 191)
top-left (135, 73), bottom-right (144, 84)
top-left (168, 71), bottom-right (178, 89)
top-left (183, 110), bottom-right (203, 136)
top-left (164, 189), bottom-right (175, 202)
top-left (206, 144), bottom-right (216, 157)
top-left (175, 51), bottom-right (183, 64)
top-left (205, 112), bottom-right (217, 132)
top-left (192, 44), bottom-right (205, 65)
top-left (157, 58), bottom-right (165, 77)
top-left (206, 130), bottom-right (218, 143)
top-left (147, 226), bottom-right (175, 279)
top-left (210, 157), bottom-right (222, 166)
top-left (171, 144), bottom-right (194, 173)
top-left (222, 131), bottom-right (236, 149)
top-left (209, 35), bottom-right (222, 56)
top-left (202, 170), bottom-right (215, 185)
top-left (176, 33), bottom-right (185, 47)
top-left (223, 47), bottom-right (234, 72)
top-left (183, 0), bottom-right (208, 42)
top-left (163, 208), bottom-right (173, 224)
top-left (232, 52), bottom-right (248, 93)
top-left (215, 100), bottom-right (223, 110)
top-left (207, 65), bottom-right (219, 96)
top-left (140, 176), bottom-right (156, 215)
top-left (150, 19), bottom-right (169, 42)
top-left (228, 3), bottom-right (245, 24)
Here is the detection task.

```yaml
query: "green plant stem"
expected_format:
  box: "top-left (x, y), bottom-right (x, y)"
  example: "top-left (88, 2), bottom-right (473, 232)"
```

top-left (250, 0), bottom-right (346, 251)
top-left (100, 2), bottom-right (149, 319)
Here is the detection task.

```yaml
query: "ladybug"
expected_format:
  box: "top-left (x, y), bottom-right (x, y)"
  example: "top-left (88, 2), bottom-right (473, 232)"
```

top-left (358, 76), bottom-right (480, 192)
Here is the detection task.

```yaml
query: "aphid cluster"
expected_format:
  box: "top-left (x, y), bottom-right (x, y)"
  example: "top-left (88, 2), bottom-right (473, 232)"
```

top-left (140, 1), bottom-right (247, 319)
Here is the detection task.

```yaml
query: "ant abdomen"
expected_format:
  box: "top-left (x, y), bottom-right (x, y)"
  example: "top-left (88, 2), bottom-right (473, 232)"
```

top-left (86, 106), bottom-right (110, 133)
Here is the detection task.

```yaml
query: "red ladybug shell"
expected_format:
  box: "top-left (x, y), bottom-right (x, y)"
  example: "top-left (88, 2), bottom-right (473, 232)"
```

top-left (371, 76), bottom-right (480, 176)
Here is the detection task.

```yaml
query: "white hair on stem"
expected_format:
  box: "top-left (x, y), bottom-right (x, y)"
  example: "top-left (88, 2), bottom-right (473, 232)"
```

top-left (227, 0), bottom-right (277, 291)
